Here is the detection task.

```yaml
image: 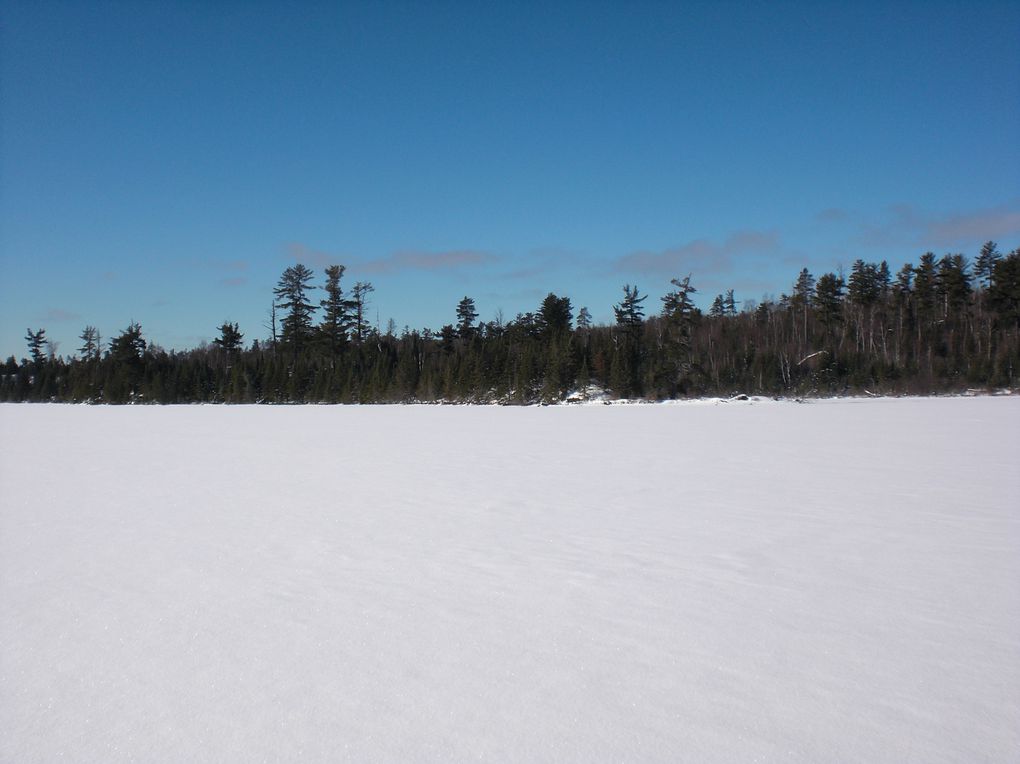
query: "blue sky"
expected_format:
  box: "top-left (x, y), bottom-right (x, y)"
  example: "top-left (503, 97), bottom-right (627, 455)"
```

top-left (2, 0), bottom-right (1018, 357)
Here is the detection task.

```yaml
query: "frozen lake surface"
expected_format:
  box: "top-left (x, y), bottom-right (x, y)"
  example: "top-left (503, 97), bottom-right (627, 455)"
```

top-left (1, 398), bottom-right (1018, 761)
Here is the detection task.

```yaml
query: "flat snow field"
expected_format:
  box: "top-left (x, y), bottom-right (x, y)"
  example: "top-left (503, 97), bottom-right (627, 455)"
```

top-left (1, 398), bottom-right (1018, 762)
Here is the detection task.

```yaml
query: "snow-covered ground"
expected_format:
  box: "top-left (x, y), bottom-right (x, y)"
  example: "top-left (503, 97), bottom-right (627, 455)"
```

top-left (1, 398), bottom-right (1017, 762)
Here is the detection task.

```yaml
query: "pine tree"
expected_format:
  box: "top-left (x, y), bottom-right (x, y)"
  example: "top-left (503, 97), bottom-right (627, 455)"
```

top-left (320, 265), bottom-right (350, 357)
top-left (913, 253), bottom-right (939, 322)
top-left (975, 241), bottom-right (1000, 290)
top-left (937, 254), bottom-right (971, 318)
top-left (661, 276), bottom-right (697, 325)
top-left (660, 275), bottom-right (698, 392)
top-left (78, 326), bottom-right (100, 360)
top-left (576, 306), bottom-right (592, 330)
top-left (537, 293), bottom-right (572, 335)
top-left (25, 328), bottom-right (46, 365)
top-left (455, 296), bottom-right (479, 339)
top-left (814, 272), bottom-right (845, 334)
top-left (893, 263), bottom-right (913, 301)
top-left (273, 264), bottom-right (317, 355)
top-left (724, 289), bottom-right (738, 316)
top-left (613, 285), bottom-right (646, 329)
top-left (109, 322), bottom-right (146, 363)
top-left (213, 322), bottom-right (244, 353)
top-left (988, 251), bottom-right (1020, 328)
top-left (848, 260), bottom-right (880, 307)
top-left (709, 295), bottom-right (725, 317)
top-left (792, 268), bottom-right (816, 308)
top-left (348, 282), bottom-right (375, 344)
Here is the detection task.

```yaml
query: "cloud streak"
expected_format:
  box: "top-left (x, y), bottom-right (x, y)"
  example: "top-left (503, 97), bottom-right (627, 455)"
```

top-left (287, 243), bottom-right (338, 268)
top-left (40, 308), bottom-right (81, 322)
top-left (925, 206), bottom-right (1020, 246)
top-left (613, 230), bottom-right (781, 275)
top-left (850, 202), bottom-right (1020, 251)
top-left (501, 248), bottom-right (588, 280)
top-left (814, 208), bottom-right (849, 223)
top-left (354, 249), bottom-right (499, 275)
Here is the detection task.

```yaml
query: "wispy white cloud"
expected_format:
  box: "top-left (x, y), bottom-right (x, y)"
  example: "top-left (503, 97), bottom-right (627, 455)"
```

top-left (286, 242), bottom-right (338, 268)
top-left (850, 202), bottom-right (1020, 251)
top-left (40, 308), bottom-right (80, 322)
top-left (613, 230), bottom-right (781, 275)
top-left (354, 249), bottom-right (499, 275)
top-left (814, 208), bottom-right (849, 223)
top-left (501, 247), bottom-right (587, 280)
top-left (926, 206), bottom-right (1020, 246)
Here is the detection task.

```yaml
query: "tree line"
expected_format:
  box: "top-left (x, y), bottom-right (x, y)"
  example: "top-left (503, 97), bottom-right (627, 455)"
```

top-left (4, 242), bottom-right (1019, 404)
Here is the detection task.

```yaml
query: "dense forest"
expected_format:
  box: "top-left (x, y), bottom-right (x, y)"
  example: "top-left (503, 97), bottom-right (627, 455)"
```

top-left (4, 242), bottom-right (1019, 404)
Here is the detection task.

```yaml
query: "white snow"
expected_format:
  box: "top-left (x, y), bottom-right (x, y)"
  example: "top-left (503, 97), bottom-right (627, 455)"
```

top-left (1, 398), bottom-right (1018, 762)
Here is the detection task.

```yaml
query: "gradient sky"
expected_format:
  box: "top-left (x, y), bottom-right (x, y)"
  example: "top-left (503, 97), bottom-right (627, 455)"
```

top-left (2, 0), bottom-right (1018, 358)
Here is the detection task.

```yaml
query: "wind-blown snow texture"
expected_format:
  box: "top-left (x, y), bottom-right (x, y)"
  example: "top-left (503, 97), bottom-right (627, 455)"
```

top-left (1, 398), bottom-right (1018, 762)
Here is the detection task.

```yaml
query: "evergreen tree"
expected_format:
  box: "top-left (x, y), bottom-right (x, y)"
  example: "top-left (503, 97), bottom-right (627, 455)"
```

top-left (848, 260), bottom-right (881, 307)
top-left (790, 268), bottom-right (816, 347)
top-left (724, 289), bottom-right (738, 316)
top-left (213, 322), bottom-right (244, 353)
top-left (610, 285), bottom-right (647, 396)
top-left (877, 261), bottom-right (891, 296)
top-left (320, 265), bottom-right (350, 357)
top-left (989, 251), bottom-right (1020, 328)
top-left (576, 306), bottom-right (592, 330)
top-left (348, 282), bottom-right (375, 344)
top-left (613, 285), bottom-right (646, 329)
top-left (274, 264), bottom-right (317, 355)
top-left (661, 276), bottom-right (697, 324)
top-left (537, 293), bottom-right (572, 335)
top-left (975, 241), bottom-right (1000, 290)
top-left (660, 276), bottom-right (698, 392)
top-left (78, 326), bottom-right (100, 360)
top-left (109, 322), bottom-right (146, 363)
top-left (709, 295), bottom-right (725, 317)
top-left (25, 328), bottom-right (46, 365)
top-left (937, 254), bottom-right (971, 317)
top-left (913, 253), bottom-right (939, 322)
top-left (893, 263), bottom-right (913, 301)
top-left (792, 268), bottom-right (816, 309)
top-left (814, 272), bottom-right (845, 333)
top-left (455, 296), bottom-right (479, 339)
